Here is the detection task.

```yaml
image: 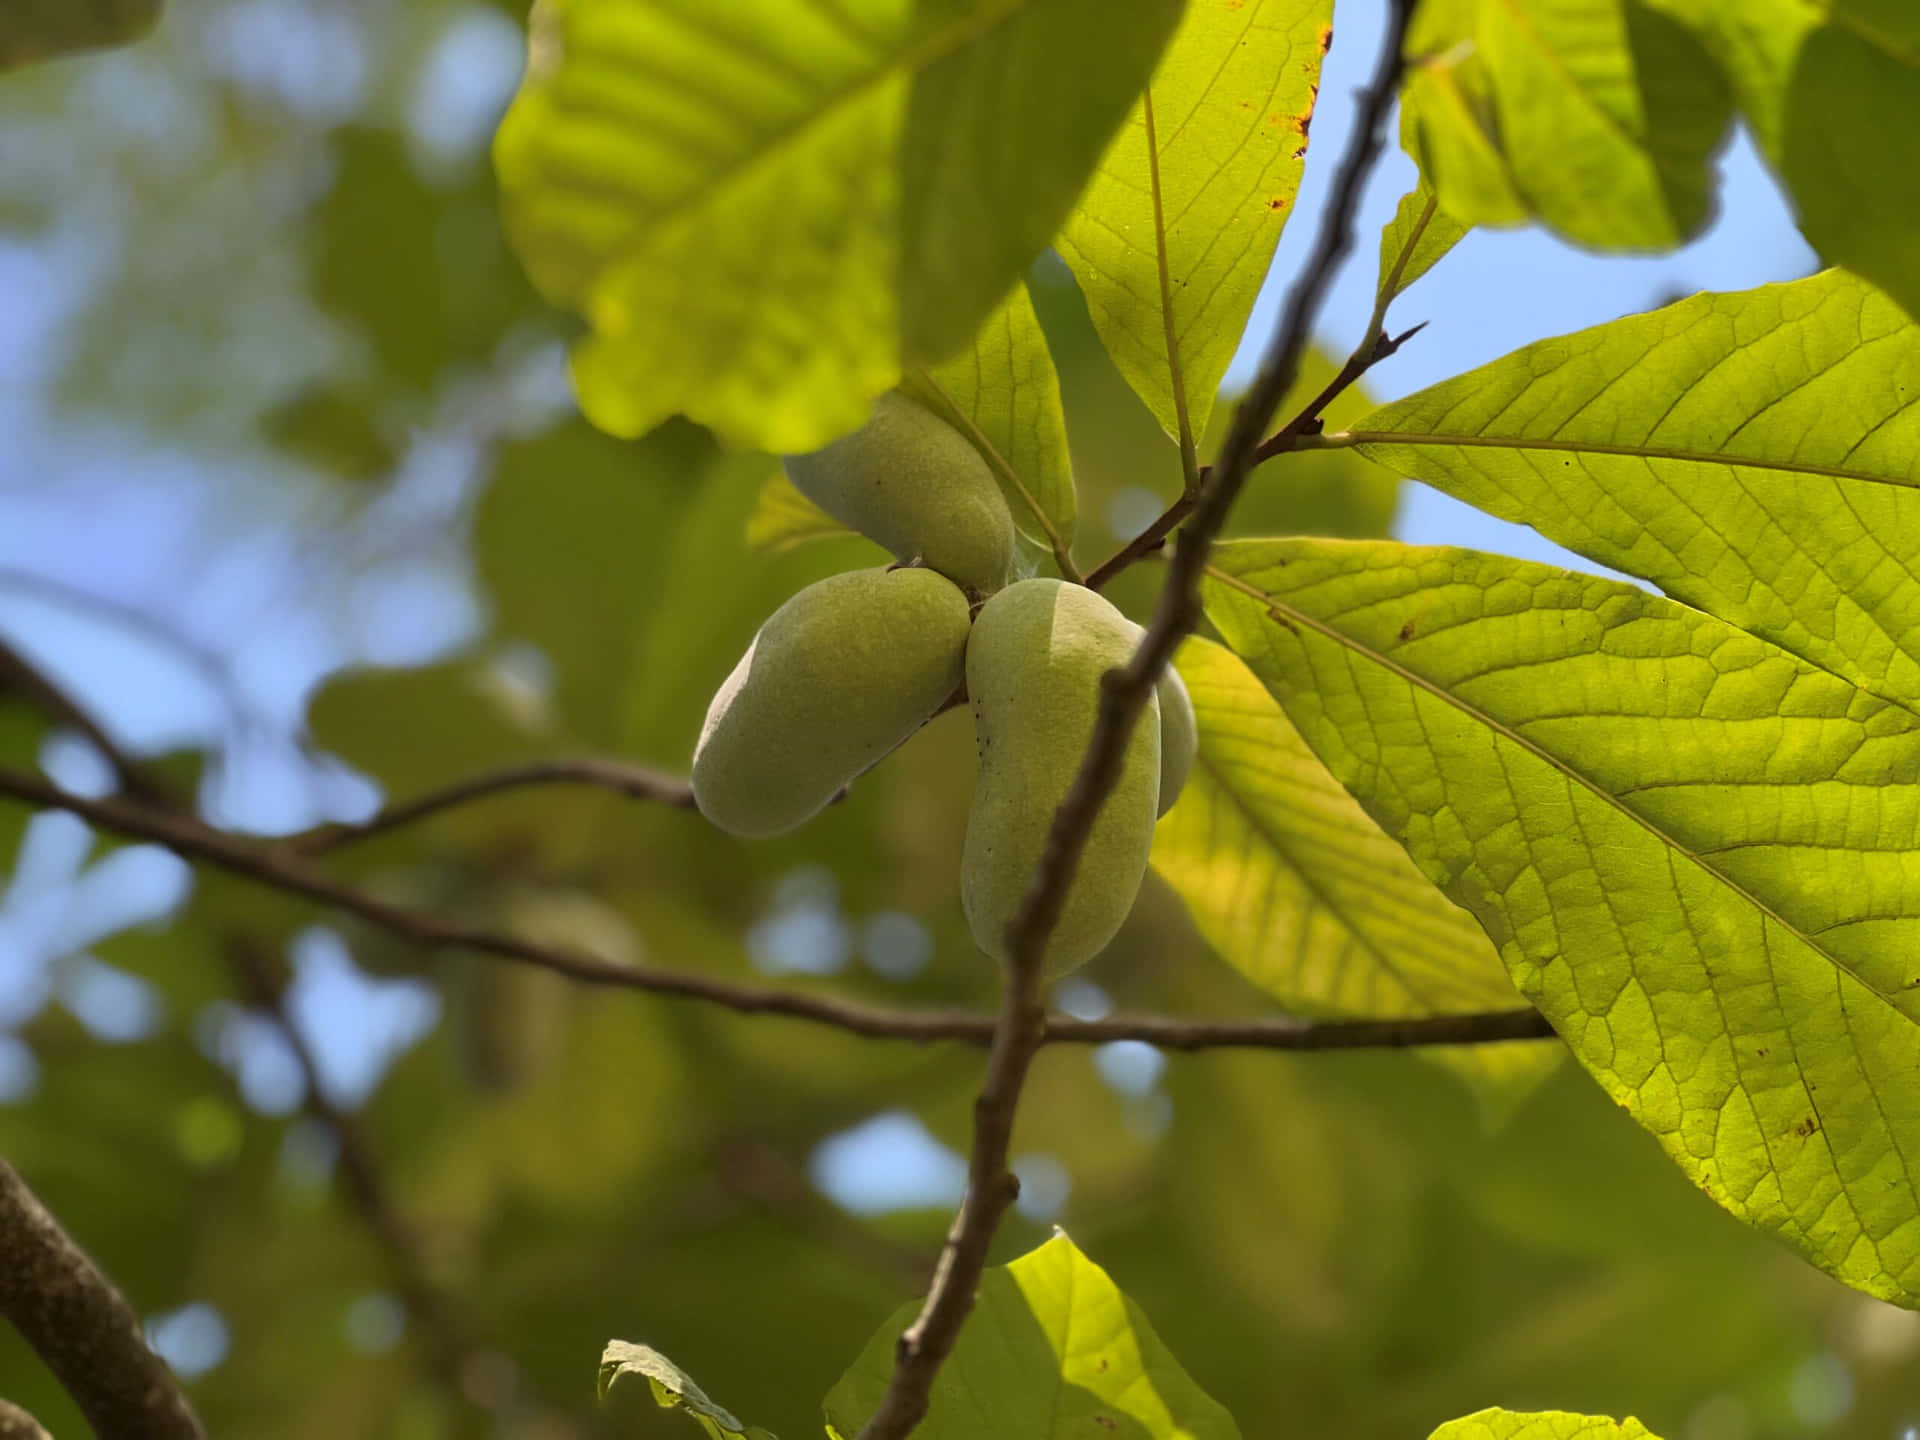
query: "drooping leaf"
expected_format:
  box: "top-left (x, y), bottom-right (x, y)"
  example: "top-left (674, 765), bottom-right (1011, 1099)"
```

top-left (0, 0), bottom-right (159, 70)
top-left (825, 1233), bottom-right (1240, 1439)
top-left (1151, 637), bottom-right (1554, 1116)
top-left (1400, 0), bottom-right (1733, 251)
top-left (1057, 0), bottom-right (1331, 449)
top-left (600, 1340), bottom-right (776, 1439)
top-left (902, 280), bottom-right (1077, 555)
top-left (745, 471), bottom-right (856, 556)
top-left (1340, 269), bottom-right (1920, 707)
top-left (1205, 537), bottom-right (1920, 1305)
top-left (1642, 0), bottom-right (1920, 320)
top-left (1431, 1410), bottom-right (1659, 1440)
top-left (495, 0), bottom-right (1181, 452)
top-left (1375, 179), bottom-right (1467, 312)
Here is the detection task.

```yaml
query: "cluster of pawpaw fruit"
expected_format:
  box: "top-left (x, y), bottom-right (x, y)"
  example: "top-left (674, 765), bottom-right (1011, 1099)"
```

top-left (691, 392), bottom-right (1197, 977)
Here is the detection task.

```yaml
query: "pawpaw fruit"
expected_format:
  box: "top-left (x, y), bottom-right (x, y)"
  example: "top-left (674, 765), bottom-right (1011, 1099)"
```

top-left (783, 392), bottom-right (1014, 594)
top-left (692, 566), bottom-right (970, 837)
top-left (962, 578), bottom-right (1159, 975)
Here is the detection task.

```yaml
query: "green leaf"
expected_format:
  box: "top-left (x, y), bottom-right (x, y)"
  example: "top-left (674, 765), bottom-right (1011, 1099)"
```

top-left (1375, 180), bottom-right (1467, 312)
top-left (825, 1233), bottom-right (1240, 1439)
top-left (1056, 0), bottom-right (1331, 449)
top-left (600, 1341), bottom-right (777, 1439)
top-left (745, 470), bottom-right (856, 555)
top-left (1642, 0), bottom-right (1920, 321)
top-left (902, 280), bottom-right (1077, 554)
top-left (1400, 0), bottom-right (1732, 250)
top-left (1205, 537), bottom-right (1920, 1305)
top-left (1432, 1410), bottom-right (1659, 1440)
top-left (1340, 269), bottom-right (1920, 708)
top-left (1, 0), bottom-right (159, 70)
top-left (495, 0), bottom-right (1180, 452)
top-left (1150, 636), bottom-right (1554, 1119)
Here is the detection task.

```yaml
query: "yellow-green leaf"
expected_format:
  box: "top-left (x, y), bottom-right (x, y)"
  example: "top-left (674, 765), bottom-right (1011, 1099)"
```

top-left (1151, 637), bottom-right (1555, 1115)
top-left (1375, 180), bottom-right (1467, 312)
top-left (903, 280), bottom-right (1077, 554)
top-left (825, 1233), bottom-right (1239, 1439)
top-left (495, 0), bottom-right (1180, 452)
top-left (1340, 269), bottom-right (1920, 708)
top-left (1056, 0), bottom-right (1331, 450)
top-left (1401, 0), bottom-right (1732, 251)
top-left (1432, 1410), bottom-right (1659, 1440)
top-left (600, 1341), bottom-right (776, 1439)
top-left (1206, 537), bottom-right (1920, 1305)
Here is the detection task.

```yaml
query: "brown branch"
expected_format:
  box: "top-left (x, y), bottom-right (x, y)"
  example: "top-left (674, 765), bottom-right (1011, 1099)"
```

top-left (0, 761), bottom-right (1552, 1053)
top-left (224, 939), bottom-right (482, 1418)
top-left (0, 636), bottom-right (173, 807)
top-left (288, 758), bottom-right (696, 856)
top-left (852, 10), bottom-right (1418, 1436)
top-left (0, 1159), bottom-right (205, 1439)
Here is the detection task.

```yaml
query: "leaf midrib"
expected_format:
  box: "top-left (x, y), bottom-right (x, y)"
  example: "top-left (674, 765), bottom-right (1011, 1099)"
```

top-left (1204, 561), bottom-right (1918, 1032)
top-left (1334, 428), bottom-right (1920, 490)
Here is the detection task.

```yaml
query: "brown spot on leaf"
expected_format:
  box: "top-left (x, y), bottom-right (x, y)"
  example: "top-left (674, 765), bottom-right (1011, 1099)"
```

top-left (1398, 620), bottom-right (1415, 642)
top-left (1295, 110), bottom-right (1313, 137)
top-left (1094, 1419), bottom-right (1118, 1431)
top-left (1291, 146), bottom-right (1308, 160)
top-left (1795, 1115), bottom-right (1820, 1139)
top-left (1319, 23), bottom-right (1334, 53)
top-left (1268, 196), bottom-right (1287, 210)
top-left (1267, 607), bottom-right (1298, 634)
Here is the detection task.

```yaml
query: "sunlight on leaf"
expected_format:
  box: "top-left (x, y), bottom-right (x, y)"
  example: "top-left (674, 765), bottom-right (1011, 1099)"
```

top-left (495, 0), bottom-right (1179, 451)
top-left (1343, 269), bottom-right (1920, 710)
top-left (1057, 0), bottom-right (1331, 449)
top-left (601, 1341), bottom-right (778, 1439)
top-left (746, 471), bottom-right (854, 556)
top-left (1431, 1409), bottom-right (1659, 1440)
top-left (1401, 0), bottom-right (1731, 250)
top-left (902, 280), bottom-right (1077, 554)
top-left (1150, 637), bottom-right (1555, 1119)
top-left (1375, 180), bottom-right (1467, 312)
top-left (1206, 538), bottom-right (1920, 1306)
top-left (825, 1233), bottom-right (1240, 1439)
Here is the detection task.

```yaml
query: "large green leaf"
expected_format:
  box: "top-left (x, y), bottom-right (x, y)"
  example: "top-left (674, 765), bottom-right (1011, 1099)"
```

top-left (0, 0), bottom-right (159, 70)
top-left (1400, 0), bottom-right (1732, 251)
top-left (825, 1233), bottom-right (1239, 1439)
top-left (1056, 0), bottom-right (1330, 452)
top-left (495, 0), bottom-right (1180, 452)
top-left (601, 1341), bottom-right (777, 1439)
top-left (1643, 0), bottom-right (1920, 320)
top-left (1432, 1411), bottom-right (1658, 1440)
top-left (1204, 537), bottom-right (1920, 1305)
top-left (1151, 637), bottom-right (1553, 1114)
top-left (1340, 270), bottom-right (1920, 709)
top-left (903, 280), bottom-right (1077, 555)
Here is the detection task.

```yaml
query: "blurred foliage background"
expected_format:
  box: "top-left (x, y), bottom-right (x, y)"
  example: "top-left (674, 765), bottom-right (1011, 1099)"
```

top-left (0, 2), bottom-right (1916, 1438)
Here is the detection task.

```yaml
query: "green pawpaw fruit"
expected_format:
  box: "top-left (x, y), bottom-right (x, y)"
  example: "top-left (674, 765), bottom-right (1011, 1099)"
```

top-left (692, 566), bottom-right (970, 837)
top-left (782, 392), bottom-right (1014, 594)
top-left (962, 578), bottom-right (1159, 976)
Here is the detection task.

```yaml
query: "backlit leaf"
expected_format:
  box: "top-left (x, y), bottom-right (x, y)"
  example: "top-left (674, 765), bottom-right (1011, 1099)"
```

top-left (1057, 0), bottom-right (1331, 448)
top-left (825, 1233), bottom-right (1239, 1439)
top-left (495, 0), bottom-right (1180, 451)
top-left (1341, 269), bottom-right (1920, 707)
top-left (1206, 537), bottom-right (1920, 1305)
top-left (1432, 1410), bottom-right (1659, 1440)
top-left (600, 1340), bottom-right (776, 1439)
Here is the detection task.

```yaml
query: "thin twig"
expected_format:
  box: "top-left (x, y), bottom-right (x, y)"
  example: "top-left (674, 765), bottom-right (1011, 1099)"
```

top-left (289, 758), bottom-right (696, 855)
top-left (0, 636), bottom-right (172, 806)
top-left (0, 1160), bottom-right (206, 1440)
top-left (224, 939), bottom-right (482, 1420)
top-left (0, 762), bottom-right (1549, 1052)
top-left (851, 12), bottom-right (1418, 1436)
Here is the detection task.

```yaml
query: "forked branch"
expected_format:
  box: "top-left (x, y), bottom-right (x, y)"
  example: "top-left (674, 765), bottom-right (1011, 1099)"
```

top-left (850, 7), bottom-right (1419, 1436)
